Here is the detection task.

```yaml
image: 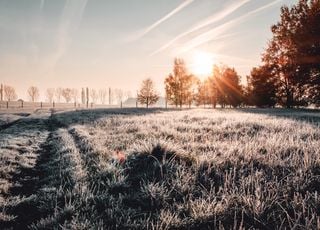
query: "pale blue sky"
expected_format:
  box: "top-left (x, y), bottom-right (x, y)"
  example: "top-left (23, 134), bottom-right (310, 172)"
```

top-left (0, 0), bottom-right (297, 99)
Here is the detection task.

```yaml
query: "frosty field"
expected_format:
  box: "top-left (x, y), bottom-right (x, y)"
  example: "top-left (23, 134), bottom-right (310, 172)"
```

top-left (1, 108), bottom-right (320, 229)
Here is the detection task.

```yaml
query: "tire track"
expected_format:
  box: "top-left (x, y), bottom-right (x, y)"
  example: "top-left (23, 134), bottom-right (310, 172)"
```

top-left (68, 127), bottom-right (102, 185)
top-left (0, 112), bottom-right (50, 229)
top-left (28, 128), bottom-right (92, 229)
top-left (18, 112), bottom-right (106, 228)
top-left (26, 107), bottom-right (104, 228)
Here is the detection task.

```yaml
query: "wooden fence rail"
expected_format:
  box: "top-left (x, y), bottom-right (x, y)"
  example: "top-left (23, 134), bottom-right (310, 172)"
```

top-left (0, 101), bottom-right (170, 110)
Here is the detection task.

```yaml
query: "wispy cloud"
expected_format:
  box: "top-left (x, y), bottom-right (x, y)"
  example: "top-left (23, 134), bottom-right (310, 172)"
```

top-left (46, 0), bottom-right (88, 70)
top-left (128, 0), bottom-right (195, 42)
top-left (176, 0), bottom-right (284, 54)
top-left (214, 53), bottom-right (257, 63)
top-left (40, 0), bottom-right (45, 11)
top-left (151, 0), bottom-right (252, 56)
top-left (170, 32), bottom-right (238, 55)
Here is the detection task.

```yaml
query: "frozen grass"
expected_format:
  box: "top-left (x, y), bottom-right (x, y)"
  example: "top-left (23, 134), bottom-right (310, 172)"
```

top-left (50, 108), bottom-right (320, 229)
top-left (0, 113), bottom-right (29, 127)
top-left (0, 112), bottom-right (50, 228)
top-left (1, 108), bottom-right (320, 229)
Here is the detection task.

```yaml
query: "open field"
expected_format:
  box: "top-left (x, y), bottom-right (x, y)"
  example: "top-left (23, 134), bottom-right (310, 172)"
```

top-left (1, 108), bottom-right (320, 229)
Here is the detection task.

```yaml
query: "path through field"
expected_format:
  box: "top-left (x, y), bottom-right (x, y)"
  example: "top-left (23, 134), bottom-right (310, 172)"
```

top-left (1, 108), bottom-right (148, 229)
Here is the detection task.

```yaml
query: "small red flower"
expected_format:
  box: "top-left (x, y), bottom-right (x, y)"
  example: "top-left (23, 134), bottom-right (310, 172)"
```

top-left (116, 150), bottom-right (126, 164)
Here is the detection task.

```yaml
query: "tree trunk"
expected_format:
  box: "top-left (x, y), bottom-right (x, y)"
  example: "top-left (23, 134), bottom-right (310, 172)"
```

top-left (285, 89), bottom-right (293, 108)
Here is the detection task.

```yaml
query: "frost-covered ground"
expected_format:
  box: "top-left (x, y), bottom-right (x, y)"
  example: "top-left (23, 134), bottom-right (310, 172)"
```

top-left (1, 108), bottom-right (320, 229)
top-left (0, 113), bottom-right (29, 127)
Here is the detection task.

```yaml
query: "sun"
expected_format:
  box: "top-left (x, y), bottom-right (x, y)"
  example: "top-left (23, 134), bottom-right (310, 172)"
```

top-left (191, 51), bottom-right (215, 76)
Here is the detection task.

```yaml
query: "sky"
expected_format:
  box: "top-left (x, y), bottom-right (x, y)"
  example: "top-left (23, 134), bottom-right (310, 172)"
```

top-left (0, 0), bottom-right (297, 100)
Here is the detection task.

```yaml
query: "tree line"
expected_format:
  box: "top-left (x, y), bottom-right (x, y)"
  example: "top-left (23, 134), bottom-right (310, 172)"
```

top-left (162, 59), bottom-right (244, 108)
top-left (136, 60), bottom-right (244, 109)
top-left (0, 84), bottom-right (131, 105)
top-left (138, 0), bottom-right (319, 108)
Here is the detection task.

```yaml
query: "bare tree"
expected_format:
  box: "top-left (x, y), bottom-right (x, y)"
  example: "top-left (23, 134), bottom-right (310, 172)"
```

top-left (28, 86), bottom-right (40, 102)
top-left (81, 88), bottom-right (86, 104)
top-left (137, 78), bottom-right (159, 108)
top-left (109, 88), bottom-right (114, 104)
top-left (90, 89), bottom-right (98, 103)
top-left (86, 87), bottom-right (89, 105)
top-left (109, 88), bottom-right (112, 105)
top-left (62, 88), bottom-right (72, 103)
top-left (71, 88), bottom-right (79, 103)
top-left (55, 87), bottom-right (63, 103)
top-left (0, 84), bottom-right (3, 101)
top-left (46, 88), bottom-right (55, 103)
top-left (114, 89), bottom-right (124, 104)
top-left (99, 89), bottom-right (107, 104)
top-left (4, 85), bottom-right (17, 101)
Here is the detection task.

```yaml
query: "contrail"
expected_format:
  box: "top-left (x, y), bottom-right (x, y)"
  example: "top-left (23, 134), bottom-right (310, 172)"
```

top-left (46, 0), bottom-right (88, 71)
top-left (177, 0), bottom-right (284, 54)
top-left (151, 0), bottom-right (252, 56)
top-left (129, 0), bottom-right (195, 41)
top-left (171, 32), bottom-right (239, 55)
top-left (214, 53), bottom-right (257, 63)
top-left (40, 0), bottom-right (45, 10)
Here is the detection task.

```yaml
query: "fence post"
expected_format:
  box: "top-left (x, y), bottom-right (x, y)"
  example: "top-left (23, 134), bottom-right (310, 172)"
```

top-left (0, 84), bottom-right (3, 101)
top-left (6, 101), bottom-right (8, 109)
top-left (74, 102), bottom-right (76, 108)
top-left (21, 101), bottom-right (23, 108)
top-left (40, 102), bottom-right (43, 108)
top-left (53, 101), bottom-right (55, 108)
top-left (86, 88), bottom-right (89, 108)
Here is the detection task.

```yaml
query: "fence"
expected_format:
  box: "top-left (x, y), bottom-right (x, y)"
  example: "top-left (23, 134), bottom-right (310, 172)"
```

top-left (0, 100), bottom-right (172, 110)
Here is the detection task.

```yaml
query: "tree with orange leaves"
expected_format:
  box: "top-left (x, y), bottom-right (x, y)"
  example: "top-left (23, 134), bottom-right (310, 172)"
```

top-left (262, 0), bottom-right (320, 107)
top-left (165, 58), bottom-right (197, 108)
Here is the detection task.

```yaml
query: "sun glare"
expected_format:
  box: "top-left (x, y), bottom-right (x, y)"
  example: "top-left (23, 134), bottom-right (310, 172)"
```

top-left (191, 51), bottom-right (215, 76)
